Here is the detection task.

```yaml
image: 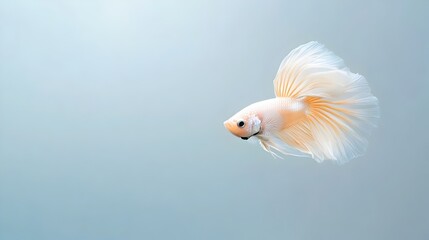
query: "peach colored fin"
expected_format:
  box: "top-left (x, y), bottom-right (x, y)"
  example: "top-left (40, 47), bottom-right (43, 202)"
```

top-left (273, 42), bottom-right (379, 163)
top-left (259, 137), bottom-right (310, 159)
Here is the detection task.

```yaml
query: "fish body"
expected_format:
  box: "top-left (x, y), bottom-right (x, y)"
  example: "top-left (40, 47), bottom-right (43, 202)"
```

top-left (224, 42), bottom-right (379, 164)
top-left (224, 97), bottom-right (306, 140)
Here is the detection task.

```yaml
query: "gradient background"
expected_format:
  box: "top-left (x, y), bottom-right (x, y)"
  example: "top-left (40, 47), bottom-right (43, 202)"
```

top-left (1, 0), bottom-right (428, 239)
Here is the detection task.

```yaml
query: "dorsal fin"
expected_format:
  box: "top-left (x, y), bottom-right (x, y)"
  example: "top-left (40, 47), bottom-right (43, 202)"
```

top-left (273, 41), bottom-right (349, 99)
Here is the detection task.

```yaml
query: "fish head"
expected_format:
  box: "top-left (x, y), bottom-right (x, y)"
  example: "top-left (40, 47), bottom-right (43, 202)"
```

top-left (224, 110), bottom-right (261, 140)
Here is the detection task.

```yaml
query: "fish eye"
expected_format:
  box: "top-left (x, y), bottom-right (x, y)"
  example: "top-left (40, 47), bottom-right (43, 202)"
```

top-left (237, 120), bottom-right (245, 128)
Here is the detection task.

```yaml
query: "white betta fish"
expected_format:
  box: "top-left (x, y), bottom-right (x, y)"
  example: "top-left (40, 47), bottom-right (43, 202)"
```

top-left (224, 41), bottom-right (379, 164)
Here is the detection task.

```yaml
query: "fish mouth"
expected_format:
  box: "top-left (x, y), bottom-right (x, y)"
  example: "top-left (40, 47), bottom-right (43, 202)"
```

top-left (241, 129), bottom-right (261, 140)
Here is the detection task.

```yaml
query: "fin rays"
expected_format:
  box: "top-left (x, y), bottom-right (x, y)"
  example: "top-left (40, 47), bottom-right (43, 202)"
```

top-left (272, 42), bottom-right (379, 163)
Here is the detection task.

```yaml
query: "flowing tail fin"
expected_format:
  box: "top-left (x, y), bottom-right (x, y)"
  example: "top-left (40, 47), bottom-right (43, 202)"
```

top-left (273, 41), bottom-right (379, 163)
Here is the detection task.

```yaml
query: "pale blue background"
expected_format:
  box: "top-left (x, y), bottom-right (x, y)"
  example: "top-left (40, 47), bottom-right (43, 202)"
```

top-left (1, 0), bottom-right (428, 239)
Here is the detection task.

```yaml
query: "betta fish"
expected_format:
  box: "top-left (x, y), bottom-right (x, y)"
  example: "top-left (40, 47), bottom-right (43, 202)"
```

top-left (224, 41), bottom-right (379, 164)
